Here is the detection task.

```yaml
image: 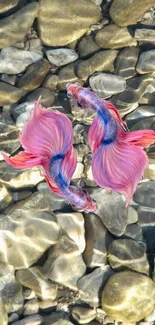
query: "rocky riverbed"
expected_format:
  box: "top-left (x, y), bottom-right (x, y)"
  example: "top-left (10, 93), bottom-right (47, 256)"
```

top-left (1, 0), bottom-right (155, 324)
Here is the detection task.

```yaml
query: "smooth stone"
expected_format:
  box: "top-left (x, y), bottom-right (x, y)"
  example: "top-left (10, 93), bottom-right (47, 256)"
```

top-left (0, 47), bottom-right (42, 74)
top-left (0, 0), bottom-right (19, 13)
top-left (125, 105), bottom-right (155, 129)
top-left (131, 116), bottom-right (155, 132)
top-left (17, 59), bottom-right (50, 91)
top-left (8, 312), bottom-right (19, 323)
top-left (135, 28), bottom-right (155, 42)
top-left (115, 46), bottom-right (139, 79)
top-left (95, 24), bottom-right (137, 49)
top-left (0, 298), bottom-right (8, 325)
top-left (126, 206), bottom-right (138, 225)
top-left (139, 82), bottom-right (155, 106)
top-left (0, 2), bottom-right (38, 48)
top-left (108, 238), bottom-right (149, 274)
top-left (75, 144), bottom-right (90, 162)
top-left (89, 72), bottom-right (126, 98)
top-left (145, 154), bottom-right (155, 181)
top-left (42, 313), bottom-right (74, 325)
top-left (42, 74), bottom-right (59, 91)
top-left (39, 299), bottom-right (57, 311)
top-left (58, 62), bottom-right (83, 90)
top-left (102, 271), bottom-right (155, 322)
top-left (46, 48), bottom-right (78, 67)
top-left (11, 315), bottom-right (43, 325)
top-left (83, 213), bottom-right (113, 267)
top-left (78, 35), bottom-right (100, 58)
top-left (55, 212), bottom-right (85, 253)
top-left (78, 265), bottom-right (114, 307)
top-left (133, 181), bottom-right (155, 207)
top-left (123, 224), bottom-right (143, 242)
top-left (1, 74), bottom-right (16, 85)
top-left (109, 0), bottom-right (155, 27)
top-left (43, 235), bottom-right (86, 290)
top-left (23, 299), bottom-right (39, 316)
top-left (0, 121), bottom-right (20, 160)
top-left (136, 50), bottom-right (155, 74)
top-left (87, 187), bottom-right (128, 236)
top-left (0, 160), bottom-right (44, 189)
top-left (77, 50), bottom-right (118, 81)
top-left (137, 206), bottom-right (155, 254)
top-left (12, 190), bottom-right (32, 203)
top-left (71, 306), bottom-right (96, 324)
top-left (38, 0), bottom-right (101, 46)
top-left (73, 124), bottom-right (86, 144)
top-left (12, 101), bottom-right (34, 128)
top-left (16, 267), bottom-right (58, 300)
top-left (0, 82), bottom-right (23, 105)
top-left (25, 88), bottom-right (55, 107)
top-left (0, 183), bottom-right (13, 211)
top-left (111, 74), bottom-right (154, 113)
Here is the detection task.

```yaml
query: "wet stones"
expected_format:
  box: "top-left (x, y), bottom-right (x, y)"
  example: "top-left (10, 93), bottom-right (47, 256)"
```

top-left (108, 239), bottom-right (149, 275)
top-left (0, 299), bottom-right (8, 325)
top-left (0, 2), bottom-right (39, 48)
top-left (135, 28), bottom-right (155, 42)
top-left (46, 48), bottom-right (78, 67)
top-left (89, 73), bottom-right (126, 98)
top-left (109, 0), bottom-right (155, 27)
top-left (38, 0), bottom-right (101, 46)
top-left (136, 50), bottom-right (155, 74)
top-left (133, 181), bottom-right (155, 208)
top-left (58, 62), bottom-right (82, 91)
top-left (71, 306), bottom-right (96, 324)
top-left (95, 24), bottom-right (137, 49)
top-left (102, 271), bottom-right (155, 322)
top-left (0, 121), bottom-right (20, 160)
top-left (0, 82), bottom-right (23, 105)
top-left (0, 0), bottom-right (19, 14)
top-left (0, 183), bottom-right (13, 211)
top-left (78, 35), bottom-right (100, 58)
top-left (115, 46), bottom-right (139, 79)
top-left (25, 87), bottom-right (55, 107)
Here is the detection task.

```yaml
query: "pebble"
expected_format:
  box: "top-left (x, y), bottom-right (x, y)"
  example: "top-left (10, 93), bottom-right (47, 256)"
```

top-left (78, 35), bottom-right (100, 58)
top-left (23, 299), bottom-right (39, 316)
top-left (8, 313), bottom-right (19, 323)
top-left (25, 88), bottom-right (55, 107)
top-left (55, 212), bottom-right (85, 253)
top-left (71, 306), bottom-right (96, 324)
top-left (136, 50), bottom-right (155, 74)
top-left (78, 265), bottom-right (114, 307)
top-left (0, 2), bottom-right (39, 48)
top-left (46, 48), bottom-right (78, 67)
top-left (42, 74), bottom-right (59, 91)
top-left (77, 50), bottom-right (118, 81)
top-left (123, 223), bottom-right (143, 242)
top-left (139, 82), bottom-right (155, 106)
top-left (38, 0), bottom-right (100, 46)
top-left (102, 271), bottom-right (155, 322)
top-left (39, 299), bottom-right (57, 312)
top-left (133, 181), bottom-right (155, 208)
top-left (0, 121), bottom-right (20, 160)
top-left (95, 24), bottom-right (137, 49)
top-left (115, 46), bottom-right (139, 79)
top-left (0, 82), bottom-right (23, 106)
top-left (0, 183), bottom-right (13, 211)
top-left (89, 72), bottom-right (126, 98)
top-left (0, 47), bottom-right (42, 74)
top-left (17, 59), bottom-right (50, 91)
top-left (11, 314), bottom-right (43, 325)
top-left (125, 105), bottom-right (155, 129)
top-left (58, 62), bottom-right (82, 90)
top-left (109, 0), bottom-right (155, 26)
top-left (84, 213), bottom-right (113, 267)
top-left (42, 313), bottom-right (74, 325)
top-left (108, 238), bottom-right (149, 275)
top-left (12, 190), bottom-right (32, 203)
top-left (135, 28), bottom-right (155, 42)
top-left (0, 0), bottom-right (19, 13)
top-left (16, 267), bottom-right (58, 300)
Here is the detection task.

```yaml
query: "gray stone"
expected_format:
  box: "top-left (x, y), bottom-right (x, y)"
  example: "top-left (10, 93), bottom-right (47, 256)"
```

top-left (0, 82), bottom-right (23, 105)
top-left (42, 313), bottom-right (74, 325)
top-left (46, 48), bottom-right (78, 67)
top-left (25, 88), bottom-right (55, 107)
top-left (42, 74), bottom-right (59, 91)
top-left (11, 315), bottom-right (43, 325)
top-left (0, 0), bottom-right (19, 13)
top-left (23, 299), bottom-right (39, 316)
top-left (115, 46), bottom-right (139, 79)
top-left (8, 313), bottom-right (19, 323)
top-left (12, 190), bottom-right (32, 203)
top-left (135, 28), bottom-right (155, 42)
top-left (58, 62), bottom-right (83, 90)
top-left (0, 183), bottom-right (13, 211)
top-left (125, 105), bottom-right (155, 129)
top-left (71, 306), bottom-right (96, 324)
top-left (0, 121), bottom-right (20, 160)
top-left (123, 224), bottom-right (143, 242)
top-left (89, 72), bottom-right (126, 98)
top-left (133, 181), bottom-right (155, 207)
top-left (136, 50), bottom-right (155, 74)
top-left (95, 24), bottom-right (137, 49)
top-left (78, 35), bottom-right (100, 58)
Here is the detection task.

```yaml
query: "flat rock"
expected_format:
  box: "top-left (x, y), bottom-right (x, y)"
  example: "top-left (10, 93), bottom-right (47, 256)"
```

top-left (0, 183), bottom-right (13, 211)
top-left (136, 50), bottom-right (155, 74)
top-left (17, 59), bottom-right (50, 91)
top-left (89, 72), bottom-right (126, 98)
top-left (108, 238), bottom-right (149, 275)
top-left (42, 74), bottom-right (59, 91)
top-left (78, 35), bottom-right (100, 58)
top-left (135, 28), bottom-right (155, 42)
top-left (83, 213), bottom-right (113, 267)
top-left (0, 82), bottom-right (23, 105)
top-left (71, 306), bottom-right (96, 324)
top-left (0, 298), bottom-right (8, 325)
top-left (109, 0), bottom-right (155, 27)
top-left (115, 46), bottom-right (139, 79)
top-left (38, 0), bottom-right (100, 46)
top-left (122, 223), bottom-right (143, 242)
top-left (125, 105), bottom-right (155, 129)
top-left (95, 24), bottom-right (137, 49)
top-left (46, 48), bottom-right (78, 67)
top-left (133, 181), bottom-right (155, 208)
top-left (25, 88), bottom-right (55, 107)
top-left (78, 265), bottom-right (114, 307)
top-left (42, 313), bottom-right (74, 325)
top-left (0, 0), bottom-right (19, 13)
top-left (12, 314), bottom-right (43, 325)
top-left (23, 299), bottom-right (39, 316)
top-left (43, 235), bottom-right (86, 290)
top-left (0, 2), bottom-right (39, 48)
top-left (102, 271), bottom-right (155, 322)
top-left (58, 62), bottom-right (82, 90)
top-left (0, 47), bottom-right (42, 74)
top-left (77, 50), bottom-right (118, 81)
top-left (16, 267), bottom-right (58, 300)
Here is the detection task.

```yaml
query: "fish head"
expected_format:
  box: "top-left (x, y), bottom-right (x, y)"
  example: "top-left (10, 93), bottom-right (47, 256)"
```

top-left (66, 82), bottom-right (82, 100)
top-left (82, 189), bottom-right (97, 212)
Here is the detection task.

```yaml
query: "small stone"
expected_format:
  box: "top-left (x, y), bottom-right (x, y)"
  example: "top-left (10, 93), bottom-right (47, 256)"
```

top-left (39, 299), bottom-right (57, 311)
top-left (0, 47), bottom-right (42, 74)
top-left (38, 0), bottom-right (101, 46)
top-left (0, 298), bottom-right (8, 325)
top-left (23, 299), bottom-right (39, 316)
top-left (0, 183), bottom-right (13, 211)
top-left (12, 101), bottom-right (34, 127)
top-left (133, 181), bottom-right (155, 207)
top-left (12, 190), bottom-right (32, 203)
top-left (139, 82), bottom-right (155, 106)
top-left (84, 213), bottom-right (113, 267)
top-left (0, 0), bottom-right (19, 13)
top-left (16, 267), bottom-right (58, 300)
top-left (78, 35), bottom-right (100, 58)
top-left (102, 271), bottom-right (155, 322)
top-left (1, 74), bottom-right (16, 86)
top-left (11, 314), bottom-right (43, 325)
top-left (115, 46), bottom-right (139, 79)
top-left (58, 62), bottom-right (82, 90)
top-left (109, 0), bottom-right (155, 27)
top-left (17, 59), bottom-right (50, 91)
top-left (0, 2), bottom-right (39, 48)
top-left (135, 28), bottom-right (155, 42)
top-left (46, 48), bottom-right (78, 67)
top-left (43, 235), bottom-right (86, 290)
top-left (56, 212), bottom-right (85, 253)
top-left (78, 265), bottom-right (114, 307)
top-left (0, 121), bottom-right (20, 160)
top-left (42, 74), bottom-right (59, 91)
top-left (126, 206), bottom-right (138, 224)
top-left (73, 124), bottom-right (86, 144)
top-left (25, 88), bottom-right (55, 107)
top-left (108, 238), bottom-right (149, 274)
top-left (77, 50), bottom-right (118, 81)
top-left (71, 306), bottom-right (96, 324)
top-left (0, 82), bottom-right (23, 105)
top-left (95, 24), bottom-right (137, 49)
top-left (42, 313), bottom-right (74, 325)
top-left (89, 72), bottom-right (126, 98)
top-left (123, 224), bottom-right (143, 242)
top-left (125, 105), bottom-right (155, 129)
top-left (8, 313), bottom-right (19, 323)
top-left (136, 50), bottom-right (155, 74)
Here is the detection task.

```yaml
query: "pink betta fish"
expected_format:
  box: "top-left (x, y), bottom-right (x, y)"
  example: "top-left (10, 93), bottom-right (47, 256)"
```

top-left (1, 100), bottom-right (96, 212)
top-left (66, 83), bottom-right (155, 206)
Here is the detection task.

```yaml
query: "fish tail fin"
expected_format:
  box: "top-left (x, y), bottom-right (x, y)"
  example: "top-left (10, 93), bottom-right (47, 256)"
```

top-left (1, 151), bottom-right (43, 169)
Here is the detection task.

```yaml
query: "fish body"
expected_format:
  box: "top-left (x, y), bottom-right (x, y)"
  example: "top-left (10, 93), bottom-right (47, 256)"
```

top-left (2, 100), bottom-right (96, 212)
top-left (67, 83), bottom-right (155, 206)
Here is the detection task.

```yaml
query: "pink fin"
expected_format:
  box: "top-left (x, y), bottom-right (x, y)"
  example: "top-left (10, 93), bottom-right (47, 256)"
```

top-left (125, 129), bottom-right (155, 148)
top-left (1, 151), bottom-right (43, 168)
top-left (61, 146), bottom-right (77, 184)
top-left (88, 115), bottom-right (104, 153)
top-left (103, 100), bottom-right (127, 127)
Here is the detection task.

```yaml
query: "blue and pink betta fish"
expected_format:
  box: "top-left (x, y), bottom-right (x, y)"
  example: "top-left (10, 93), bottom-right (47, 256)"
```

top-left (1, 99), bottom-right (96, 212)
top-left (66, 83), bottom-right (155, 207)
